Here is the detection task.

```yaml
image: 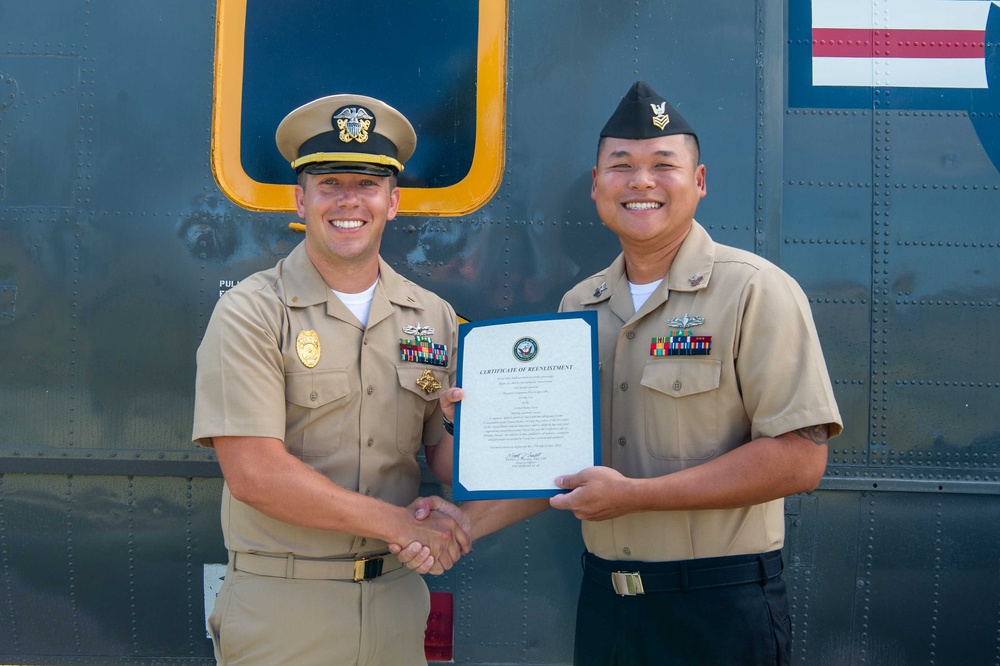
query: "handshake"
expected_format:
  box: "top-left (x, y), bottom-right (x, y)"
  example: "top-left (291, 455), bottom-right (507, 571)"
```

top-left (381, 384), bottom-right (611, 575)
top-left (388, 496), bottom-right (472, 576)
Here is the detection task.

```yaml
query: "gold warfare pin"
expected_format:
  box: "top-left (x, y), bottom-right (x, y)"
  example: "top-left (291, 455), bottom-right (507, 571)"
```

top-left (296, 330), bottom-right (321, 368)
top-left (416, 369), bottom-right (442, 394)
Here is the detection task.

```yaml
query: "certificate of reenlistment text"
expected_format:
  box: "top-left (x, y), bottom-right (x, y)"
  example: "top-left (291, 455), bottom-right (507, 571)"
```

top-left (452, 311), bottom-right (600, 500)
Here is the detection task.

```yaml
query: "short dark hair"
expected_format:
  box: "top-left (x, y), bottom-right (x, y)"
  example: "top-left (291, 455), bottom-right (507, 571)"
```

top-left (596, 133), bottom-right (701, 167)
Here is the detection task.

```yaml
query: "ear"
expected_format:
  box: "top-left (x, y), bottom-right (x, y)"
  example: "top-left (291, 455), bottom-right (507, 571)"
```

top-left (294, 185), bottom-right (307, 219)
top-left (386, 185), bottom-right (401, 221)
top-left (590, 166), bottom-right (599, 201)
top-left (695, 164), bottom-right (707, 199)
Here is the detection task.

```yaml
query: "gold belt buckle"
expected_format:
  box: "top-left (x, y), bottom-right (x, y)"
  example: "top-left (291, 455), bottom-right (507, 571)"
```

top-left (353, 555), bottom-right (385, 581)
top-left (611, 571), bottom-right (645, 596)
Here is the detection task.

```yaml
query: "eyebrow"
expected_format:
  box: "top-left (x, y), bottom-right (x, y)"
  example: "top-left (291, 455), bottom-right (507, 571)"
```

top-left (606, 149), bottom-right (681, 159)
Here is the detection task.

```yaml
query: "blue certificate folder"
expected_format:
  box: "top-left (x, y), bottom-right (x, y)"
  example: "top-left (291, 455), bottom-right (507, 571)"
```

top-left (451, 310), bottom-right (600, 500)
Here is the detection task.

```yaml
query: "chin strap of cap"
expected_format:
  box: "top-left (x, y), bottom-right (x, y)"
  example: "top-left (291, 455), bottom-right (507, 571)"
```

top-left (291, 152), bottom-right (404, 172)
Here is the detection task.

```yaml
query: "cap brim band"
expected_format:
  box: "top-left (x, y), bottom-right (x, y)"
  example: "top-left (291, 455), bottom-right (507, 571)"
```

top-left (291, 152), bottom-right (404, 173)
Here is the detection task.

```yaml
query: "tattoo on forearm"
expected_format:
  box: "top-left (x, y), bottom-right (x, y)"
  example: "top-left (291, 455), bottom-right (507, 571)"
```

top-left (796, 425), bottom-right (829, 446)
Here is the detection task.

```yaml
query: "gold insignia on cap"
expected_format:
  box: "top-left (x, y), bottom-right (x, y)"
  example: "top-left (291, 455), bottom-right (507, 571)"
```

top-left (334, 107), bottom-right (373, 144)
top-left (296, 330), bottom-right (321, 368)
top-left (416, 369), bottom-right (442, 394)
top-left (650, 102), bottom-right (670, 130)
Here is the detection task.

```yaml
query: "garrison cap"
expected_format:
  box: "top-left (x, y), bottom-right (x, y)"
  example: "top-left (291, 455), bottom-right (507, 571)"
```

top-left (600, 81), bottom-right (697, 141)
top-left (275, 93), bottom-right (417, 177)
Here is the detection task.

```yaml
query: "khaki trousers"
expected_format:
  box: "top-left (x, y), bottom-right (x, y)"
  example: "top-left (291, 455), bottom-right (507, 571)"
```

top-left (208, 560), bottom-right (431, 665)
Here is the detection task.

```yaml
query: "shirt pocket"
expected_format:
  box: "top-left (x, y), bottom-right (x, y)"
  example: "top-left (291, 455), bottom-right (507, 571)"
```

top-left (640, 359), bottom-right (722, 461)
top-left (395, 366), bottom-right (450, 455)
top-left (284, 369), bottom-right (353, 459)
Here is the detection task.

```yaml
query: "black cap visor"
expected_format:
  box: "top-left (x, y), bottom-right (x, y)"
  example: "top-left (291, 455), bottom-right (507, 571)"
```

top-left (300, 161), bottom-right (395, 177)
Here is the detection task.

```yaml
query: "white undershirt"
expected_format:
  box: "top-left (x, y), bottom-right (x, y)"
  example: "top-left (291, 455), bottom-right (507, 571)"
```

top-left (332, 279), bottom-right (378, 327)
top-left (628, 278), bottom-right (663, 313)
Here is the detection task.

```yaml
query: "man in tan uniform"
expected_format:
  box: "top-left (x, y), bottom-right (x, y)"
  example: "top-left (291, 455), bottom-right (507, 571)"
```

top-left (546, 81), bottom-right (844, 665)
top-left (193, 93), bottom-right (470, 665)
top-left (399, 81), bottom-right (844, 664)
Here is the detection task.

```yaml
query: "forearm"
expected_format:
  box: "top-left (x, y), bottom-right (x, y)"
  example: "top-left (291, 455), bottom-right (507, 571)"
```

top-left (629, 433), bottom-right (828, 512)
top-left (461, 498), bottom-right (550, 541)
top-left (216, 436), bottom-right (419, 546)
top-left (551, 430), bottom-right (829, 521)
top-left (424, 432), bottom-right (453, 484)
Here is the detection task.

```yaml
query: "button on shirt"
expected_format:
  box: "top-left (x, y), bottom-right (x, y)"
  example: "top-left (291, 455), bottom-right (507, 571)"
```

top-left (193, 241), bottom-right (457, 558)
top-left (559, 222), bottom-right (842, 562)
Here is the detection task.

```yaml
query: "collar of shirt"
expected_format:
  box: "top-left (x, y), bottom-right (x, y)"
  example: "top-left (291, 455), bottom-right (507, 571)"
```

top-left (580, 220), bottom-right (716, 318)
top-left (276, 241), bottom-right (431, 328)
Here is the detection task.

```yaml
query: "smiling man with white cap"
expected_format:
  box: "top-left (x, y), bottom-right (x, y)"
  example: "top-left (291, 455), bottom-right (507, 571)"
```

top-left (193, 93), bottom-right (469, 665)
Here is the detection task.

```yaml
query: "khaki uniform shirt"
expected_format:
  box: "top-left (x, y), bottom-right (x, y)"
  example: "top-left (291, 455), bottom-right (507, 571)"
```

top-left (193, 241), bottom-right (457, 558)
top-left (559, 222), bottom-right (842, 562)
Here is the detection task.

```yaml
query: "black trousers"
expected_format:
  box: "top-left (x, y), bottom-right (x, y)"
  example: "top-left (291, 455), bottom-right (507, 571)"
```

top-left (574, 552), bottom-right (792, 666)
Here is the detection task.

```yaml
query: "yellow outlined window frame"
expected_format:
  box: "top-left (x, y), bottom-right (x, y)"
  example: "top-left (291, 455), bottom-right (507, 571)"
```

top-left (211, 0), bottom-right (507, 216)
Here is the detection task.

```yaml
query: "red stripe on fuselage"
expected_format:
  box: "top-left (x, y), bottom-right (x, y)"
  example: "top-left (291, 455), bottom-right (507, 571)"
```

top-left (812, 28), bottom-right (985, 58)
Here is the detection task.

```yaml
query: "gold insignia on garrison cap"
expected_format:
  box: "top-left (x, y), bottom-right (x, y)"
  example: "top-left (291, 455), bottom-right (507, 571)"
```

top-left (650, 102), bottom-right (670, 130)
top-left (296, 330), bottom-right (321, 368)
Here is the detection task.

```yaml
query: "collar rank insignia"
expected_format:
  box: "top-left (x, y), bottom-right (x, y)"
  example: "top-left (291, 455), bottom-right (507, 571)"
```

top-left (650, 102), bottom-right (670, 130)
top-left (593, 282), bottom-right (607, 298)
top-left (334, 106), bottom-right (373, 144)
top-left (651, 330), bottom-right (712, 356)
top-left (688, 272), bottom-right (704, 286)
top-left (416, 369), bottom-right (442, 394)
top-left (400, 335), bottom-right (448, 367)
top-left (403, 323), bottom-right (435, 336)
top-left (666, 313), bottom-right (705, 328)
top-left (296, 330), bottom-right (321, 368)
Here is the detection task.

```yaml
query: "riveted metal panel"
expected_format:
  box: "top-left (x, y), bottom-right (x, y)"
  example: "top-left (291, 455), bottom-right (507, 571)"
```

top-left (862, 490), bottom-right (1000, 665)
top-left (0, 473), bottom-right (222, 661)
top-left (2, 0), bottom-right (1000, 664)
top-left (0, 55), bottom-right (79, 207)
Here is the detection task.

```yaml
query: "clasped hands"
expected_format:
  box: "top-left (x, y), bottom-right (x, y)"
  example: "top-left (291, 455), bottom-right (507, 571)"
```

top-left (391, 463), bottom-right (631, 575)
top-left (391, 496), bottom-right (471, 575)
top-left (388, 386), bottom-right (633, 575)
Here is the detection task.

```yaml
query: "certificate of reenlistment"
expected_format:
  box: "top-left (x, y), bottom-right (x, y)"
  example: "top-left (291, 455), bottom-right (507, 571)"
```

top-left (452, 311), bottom-right (600, 500)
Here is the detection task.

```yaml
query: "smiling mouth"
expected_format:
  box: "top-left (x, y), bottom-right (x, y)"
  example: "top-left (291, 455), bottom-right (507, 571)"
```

top-left (329, 219), bottom-right (365, 229)
top-left (624, 202), bottom-right (662, 210)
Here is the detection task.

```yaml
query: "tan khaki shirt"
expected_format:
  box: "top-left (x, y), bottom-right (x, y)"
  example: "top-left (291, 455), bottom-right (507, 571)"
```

top-left (193, 241), bottom-right (457, 558)
top-left (559, 222), bottom-right (842, 562)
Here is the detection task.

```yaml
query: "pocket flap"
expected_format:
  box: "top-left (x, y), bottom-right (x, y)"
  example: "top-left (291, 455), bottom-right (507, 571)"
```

top-left (285, 369), bottom-right (352, 408)
top-left (640, 359), bottom-right (721, 398)
top-left (396, 365), bottom-right (451, 402)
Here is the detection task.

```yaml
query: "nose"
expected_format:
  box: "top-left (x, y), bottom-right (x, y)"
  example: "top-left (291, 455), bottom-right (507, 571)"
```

top-left (629, 167), bottom-right (655, 189)
top-left (336, 184), bottom-right (362, 206)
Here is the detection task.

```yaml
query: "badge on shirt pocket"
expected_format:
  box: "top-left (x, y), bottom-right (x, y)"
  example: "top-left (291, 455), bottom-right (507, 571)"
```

top-left (296, 329), bottom-right (321, 367)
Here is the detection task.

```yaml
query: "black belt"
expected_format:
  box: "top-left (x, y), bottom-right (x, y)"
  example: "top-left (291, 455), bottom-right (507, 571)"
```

top-left (583, 550), bottom-right (783, 596)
